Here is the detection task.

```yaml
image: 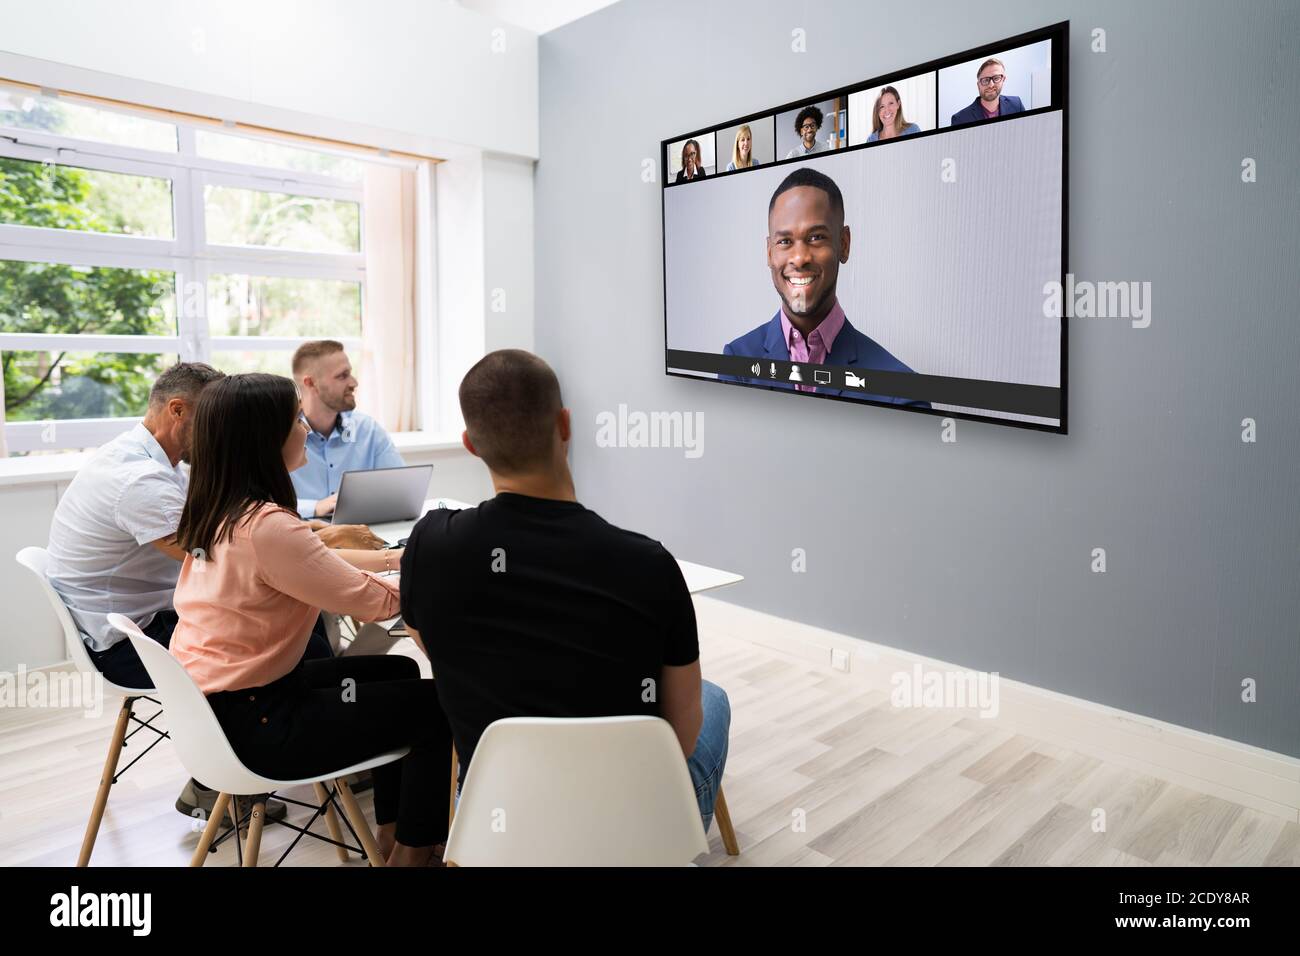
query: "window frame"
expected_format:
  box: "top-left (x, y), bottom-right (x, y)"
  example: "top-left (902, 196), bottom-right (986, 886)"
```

top-left (1, 96), bottom-right (393, 454)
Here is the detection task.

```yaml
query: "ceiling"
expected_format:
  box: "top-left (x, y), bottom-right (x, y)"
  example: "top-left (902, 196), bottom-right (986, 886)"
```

top-left (455, 0), bottom-right (622, 35)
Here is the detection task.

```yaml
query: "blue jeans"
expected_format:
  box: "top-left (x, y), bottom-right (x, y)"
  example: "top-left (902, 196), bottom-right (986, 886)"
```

top-left (687, 680), bottom-right (731, 833)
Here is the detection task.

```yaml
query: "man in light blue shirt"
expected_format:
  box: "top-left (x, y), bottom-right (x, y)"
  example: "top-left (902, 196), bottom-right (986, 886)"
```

top-left (291, 340), bottom-right (405, 518)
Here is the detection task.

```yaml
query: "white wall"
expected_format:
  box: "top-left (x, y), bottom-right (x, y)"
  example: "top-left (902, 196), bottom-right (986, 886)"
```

top-left (0, 0), bottom-right (538, 158)
top-left (483, 154), bottom-right (537, 355)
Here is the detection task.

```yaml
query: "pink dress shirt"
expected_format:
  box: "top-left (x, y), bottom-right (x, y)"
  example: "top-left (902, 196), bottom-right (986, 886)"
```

top-left (780, 299), bottom-right (846, 392)
top-left (170, 503), bottom-right (400, 694)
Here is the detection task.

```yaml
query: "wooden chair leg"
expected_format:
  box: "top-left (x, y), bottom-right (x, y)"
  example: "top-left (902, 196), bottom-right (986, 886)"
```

top-left (242, 800), bottom-right (266, 867)
top-left (190, 791), bottom-right (231, 867)
top-left (714, 786), bottom-right (740, 856)
top-left (314, 782), bottom-right (349, 862)
top-left (77, 698), bottom-right (133, 867)
top-left (448, 746), bottom-right (459, 831)
top-left (335, 777), bottom-right (385, 866)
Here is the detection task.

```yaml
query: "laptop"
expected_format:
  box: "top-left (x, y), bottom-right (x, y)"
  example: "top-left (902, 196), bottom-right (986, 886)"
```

top-left (328, 464), bottom-right (434, 545)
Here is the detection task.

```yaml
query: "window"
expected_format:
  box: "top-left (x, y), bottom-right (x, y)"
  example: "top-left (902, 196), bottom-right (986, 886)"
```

top-left (195, 129), bottom-right (361, 181)
top-left (0, 84), bottom-right (412, 454)
top-left (0, 156), bottom-right (176, 239)
top-left (204, 184), bottom-right (359, 253)
top-left (0, 86), bottom-right (177, 152)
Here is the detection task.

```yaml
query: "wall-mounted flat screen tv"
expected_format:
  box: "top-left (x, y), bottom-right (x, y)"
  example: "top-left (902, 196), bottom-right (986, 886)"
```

top-left (662, 21), bottom-right (1069, 432)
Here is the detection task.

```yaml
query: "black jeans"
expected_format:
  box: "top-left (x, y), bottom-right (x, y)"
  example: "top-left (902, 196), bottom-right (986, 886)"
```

top-left (207, 655), bottom-right (451, 848)
top-left (88, 611), bottom-right (333, 690)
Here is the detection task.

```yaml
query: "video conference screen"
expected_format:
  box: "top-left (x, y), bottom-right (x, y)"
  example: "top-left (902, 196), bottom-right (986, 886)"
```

top-left (662, 22), bottom-right (1068, 432)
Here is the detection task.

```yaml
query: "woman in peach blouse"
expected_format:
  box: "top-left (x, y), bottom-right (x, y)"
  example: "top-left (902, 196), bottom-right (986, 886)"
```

top-left (170, 373), bottom-right (450, 866)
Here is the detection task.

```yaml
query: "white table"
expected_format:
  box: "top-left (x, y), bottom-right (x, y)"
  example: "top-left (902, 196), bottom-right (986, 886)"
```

top-left (375, 497), bottom-right (743, 595)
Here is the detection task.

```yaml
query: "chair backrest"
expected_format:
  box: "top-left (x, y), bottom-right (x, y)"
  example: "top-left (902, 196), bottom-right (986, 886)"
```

top-left (445, 715), bottom-right (709, 866)
top-left (108, 613), bottom-right (268, 796)
top-left (14, 546), bottom-right (150, 695)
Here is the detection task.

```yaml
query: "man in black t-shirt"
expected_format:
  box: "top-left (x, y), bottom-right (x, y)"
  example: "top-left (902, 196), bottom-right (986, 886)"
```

top-left (400, 349), bottom-right (731, 831)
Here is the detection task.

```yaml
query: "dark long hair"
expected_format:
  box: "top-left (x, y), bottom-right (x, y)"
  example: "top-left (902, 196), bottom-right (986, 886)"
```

top-left (176, 373), bottom-right (300, 559)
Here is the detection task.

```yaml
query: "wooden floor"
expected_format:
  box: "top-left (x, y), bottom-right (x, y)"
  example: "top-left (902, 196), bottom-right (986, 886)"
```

top-left (1, 627), bottom-right (1296, 867)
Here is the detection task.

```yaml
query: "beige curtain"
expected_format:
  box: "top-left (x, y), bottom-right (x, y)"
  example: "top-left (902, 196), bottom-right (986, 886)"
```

top-left (358, 164), bottom-right (419, 432)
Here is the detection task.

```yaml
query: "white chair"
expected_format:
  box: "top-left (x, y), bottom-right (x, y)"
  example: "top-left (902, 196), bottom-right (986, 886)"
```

top-left (109, 613), bottom-right (408, 867)
top-left (443, 715), bottom-right (739, 866)
top-left (15, 546), bottom-right (170, 867)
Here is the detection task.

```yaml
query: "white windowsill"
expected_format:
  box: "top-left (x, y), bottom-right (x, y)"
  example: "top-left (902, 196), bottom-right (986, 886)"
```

top-left (0, 431), bottom-right (467, 488)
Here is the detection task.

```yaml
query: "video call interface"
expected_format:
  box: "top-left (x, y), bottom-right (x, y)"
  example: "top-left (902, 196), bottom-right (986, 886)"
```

top-left (662, 23), bottom-right (1068, 431)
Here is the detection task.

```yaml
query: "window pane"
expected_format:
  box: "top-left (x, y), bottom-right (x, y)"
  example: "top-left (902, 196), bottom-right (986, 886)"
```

top-left (208, 274), bottom-right (361, 338)
top-left (195, 130), bottom-right (362, 182)
top-left (3, 350), bottom-right (172, 421)
top-left (0, 157), bottom-right (174, 239)
top-left (204, 184), bottom-right (359, 253)
top-left (209, 349), bottom-right (294, 377)
top-left (0, 86), bottom-right (177, 152)
top-left (0, 260), bottom-right (176, 336)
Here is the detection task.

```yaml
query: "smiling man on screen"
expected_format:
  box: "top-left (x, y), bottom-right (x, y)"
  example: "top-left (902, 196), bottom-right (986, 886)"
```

top-left (721, 167), bottom-right (928, 407)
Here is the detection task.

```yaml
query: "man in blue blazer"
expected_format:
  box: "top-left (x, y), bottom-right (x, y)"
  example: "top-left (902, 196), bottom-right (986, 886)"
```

top-left (721, 166), bottom-right (928, 408)
top-left (950, 57), bottom-right (1025, 126)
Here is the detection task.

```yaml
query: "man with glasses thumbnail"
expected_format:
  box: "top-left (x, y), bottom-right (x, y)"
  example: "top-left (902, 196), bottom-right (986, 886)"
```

top-left (950, 58), bottom-right (1024, 126)
top-left (784, 105), bottom-right (831, 158)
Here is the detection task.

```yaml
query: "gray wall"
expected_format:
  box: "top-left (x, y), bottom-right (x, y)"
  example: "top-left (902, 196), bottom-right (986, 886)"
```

top-left (537, 0), bottom-right (1300, 758)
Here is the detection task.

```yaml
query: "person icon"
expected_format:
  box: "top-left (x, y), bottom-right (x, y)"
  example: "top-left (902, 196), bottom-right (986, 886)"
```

top-left (789, 364), bottom-right (803, 382)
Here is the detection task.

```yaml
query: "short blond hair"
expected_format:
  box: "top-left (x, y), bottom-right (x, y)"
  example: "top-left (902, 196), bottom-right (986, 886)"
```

top-left (291, 340), bottom-right (345, 379)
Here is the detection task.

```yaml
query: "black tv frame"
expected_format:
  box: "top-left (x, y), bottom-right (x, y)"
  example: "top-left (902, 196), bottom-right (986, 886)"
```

top-left (660, 20), bottom-right (1070, 434)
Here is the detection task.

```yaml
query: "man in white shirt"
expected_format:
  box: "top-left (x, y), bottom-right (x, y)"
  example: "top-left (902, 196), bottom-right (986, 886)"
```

top-left (47, 363), bottom-right (248, 819)
top-left (47, 363), bottom-right (224, 686)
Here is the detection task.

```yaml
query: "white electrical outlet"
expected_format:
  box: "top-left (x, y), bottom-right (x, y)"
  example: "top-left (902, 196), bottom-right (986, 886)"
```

top-left (830, 648), bottom-right (850, 672)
